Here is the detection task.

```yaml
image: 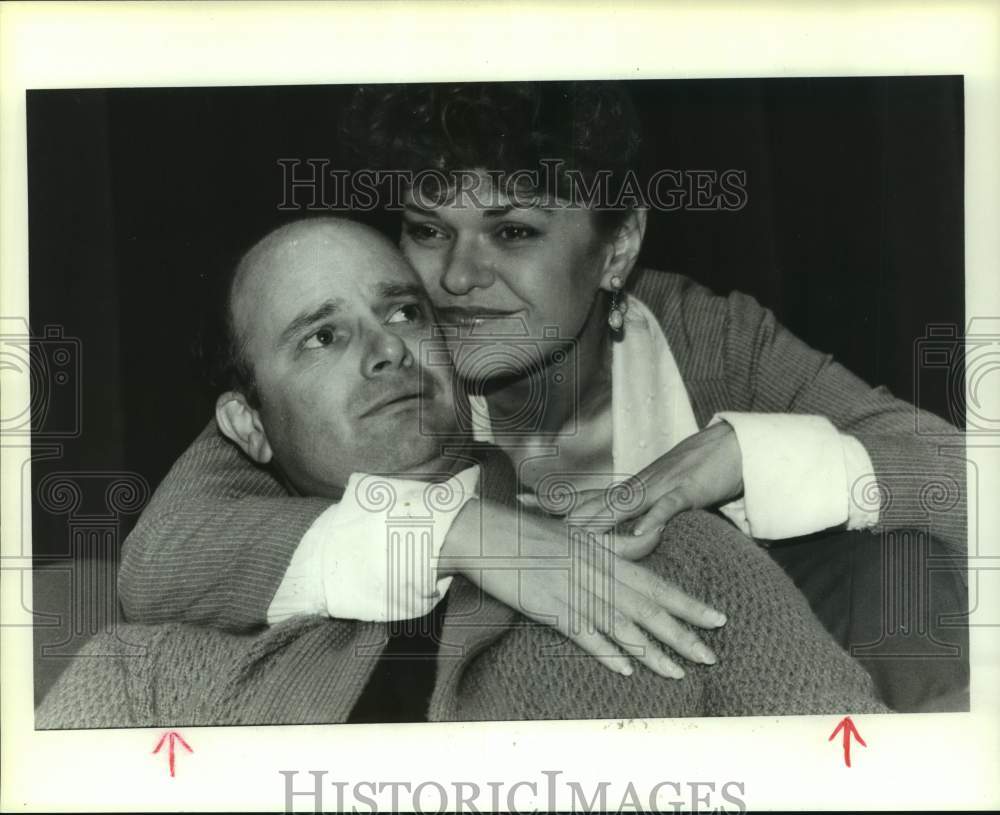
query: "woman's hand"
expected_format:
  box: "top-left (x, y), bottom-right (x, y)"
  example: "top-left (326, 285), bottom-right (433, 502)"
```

top-left (567, 422), bottom-right (744, 560)
top-left (439, 499), bottom-right (727, 680)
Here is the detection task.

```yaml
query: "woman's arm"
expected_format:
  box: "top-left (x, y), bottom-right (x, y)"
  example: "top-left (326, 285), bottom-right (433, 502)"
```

top-left (117, 421), bottom-right (333, 631)
top-left (118, 423), bottom-right (508, 632)
top-left (720, 288), bottom-right (966, 555)
top-left (119, 419), bottom-right (728, 682)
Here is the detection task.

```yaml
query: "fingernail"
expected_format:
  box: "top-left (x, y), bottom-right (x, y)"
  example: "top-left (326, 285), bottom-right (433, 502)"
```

top-left (668, 665), bottom-right (685, 680)
top-left (708, 611), bottom-right (727, 627)
top-left (633, 524), bottom-right (663, 537)
top-left (619, 663), bottom-right (634, 677)
top-left (693, 644), bottom-right (717, 665)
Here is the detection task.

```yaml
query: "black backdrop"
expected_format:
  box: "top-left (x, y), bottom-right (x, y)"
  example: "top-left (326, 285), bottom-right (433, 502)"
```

top-left (27, 77), bottom-right (964, 557)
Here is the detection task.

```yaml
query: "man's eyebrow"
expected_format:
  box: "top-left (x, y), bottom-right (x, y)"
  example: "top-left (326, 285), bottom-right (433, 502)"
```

top-left (279, 299), bottom-right (342, 347)
top-left (373, 281), bottom-right (426, 301)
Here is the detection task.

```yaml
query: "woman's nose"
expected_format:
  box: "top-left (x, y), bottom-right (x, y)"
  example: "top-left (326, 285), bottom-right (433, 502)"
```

top-left (440, 240), bottom-right (496, 296)
top-left (362, 325), bottom-right (413, 378)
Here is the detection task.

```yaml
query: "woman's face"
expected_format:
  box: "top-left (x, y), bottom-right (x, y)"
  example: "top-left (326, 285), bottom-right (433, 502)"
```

top-left (399, 172), bottom-right (614, 384)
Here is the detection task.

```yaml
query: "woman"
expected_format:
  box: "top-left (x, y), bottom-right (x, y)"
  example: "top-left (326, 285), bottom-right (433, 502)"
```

top-left (118, 82), bottom-right (967, 711)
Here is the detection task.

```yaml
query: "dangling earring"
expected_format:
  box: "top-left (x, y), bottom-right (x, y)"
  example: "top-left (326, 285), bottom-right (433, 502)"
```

top-left (608, 274), bottom-right (627, 331)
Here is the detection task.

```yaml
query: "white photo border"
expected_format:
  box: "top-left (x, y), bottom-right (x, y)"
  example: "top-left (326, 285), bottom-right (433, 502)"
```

top-left (2, 1), bottom-right (999, 811)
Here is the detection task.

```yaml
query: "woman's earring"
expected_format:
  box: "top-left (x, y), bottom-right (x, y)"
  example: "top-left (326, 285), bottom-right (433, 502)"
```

top-left (608, 274), bottom-right (627, 331)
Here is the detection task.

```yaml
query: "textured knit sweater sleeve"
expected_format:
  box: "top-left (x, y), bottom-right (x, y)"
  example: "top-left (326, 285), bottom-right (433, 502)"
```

top-left (39, 511), bottom-right (887, 729)
top-left (117, 420), bottom-right (334, 631)
top-left (635, 270), bottom-right (966, 556)
top-left (678, 512), bottom-right (890, 716)
top-left (430, 509), bottom-right (889, 721)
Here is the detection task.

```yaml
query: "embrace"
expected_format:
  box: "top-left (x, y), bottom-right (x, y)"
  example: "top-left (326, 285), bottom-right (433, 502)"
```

top-left (37, 82), bottom-right (967, 726)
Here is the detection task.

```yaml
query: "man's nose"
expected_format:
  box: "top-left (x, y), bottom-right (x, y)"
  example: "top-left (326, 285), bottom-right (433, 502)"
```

top-left (440, 238), bottom-right (496, 296)
top-left (361, 325), bottom-right (414, 378)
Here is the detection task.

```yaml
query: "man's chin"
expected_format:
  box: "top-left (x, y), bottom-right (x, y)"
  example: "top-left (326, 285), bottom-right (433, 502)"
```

top-left (362, 423), bottom-right (466, 482)
top-left (392, 455), bottom-right (461, 482)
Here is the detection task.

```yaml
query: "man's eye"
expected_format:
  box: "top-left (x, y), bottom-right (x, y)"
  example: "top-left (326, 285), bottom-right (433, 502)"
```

top-left (387, 303), bottom-right (426, 325)
top-left (496, 224), bottom-right (539, 241)
top-left (303, 327), bottom-right (338, 349)
top-left (402, 221), bottom-right (447, 242)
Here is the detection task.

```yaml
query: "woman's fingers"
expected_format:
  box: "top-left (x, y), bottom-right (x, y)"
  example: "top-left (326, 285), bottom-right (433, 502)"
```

top-left (565, 493), bottom-right (619, 529)
top-left (608, 524), bottom-right (663, 560)
top-left (567, 480), bottom-right (650, 529)
top-left (631, 489), bottom-right (688, 535)
top-left (530, 552), bottom-right (725, 679)
top-left (571, 554), bottom-right (720, 673)
top-left (565, 582), bottom-right (687, 680)
top-left (599, 600), bottom-right (688, 679)
top-left (548, 585), bottom-right (635, 677)
top-left (620, 559), bottom-right (728, 630)
top-left (558, 621), bottom-right (635, 678)
top-left (612, 582), bottom-right (718, 667)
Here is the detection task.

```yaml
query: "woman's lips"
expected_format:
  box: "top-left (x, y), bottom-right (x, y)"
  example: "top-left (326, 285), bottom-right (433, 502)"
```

top-left (436, 308), bottom-right (524, 333)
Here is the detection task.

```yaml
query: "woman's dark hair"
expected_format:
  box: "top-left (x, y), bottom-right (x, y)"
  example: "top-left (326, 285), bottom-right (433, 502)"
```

top-left (342, 81), bottom-right (644, 234)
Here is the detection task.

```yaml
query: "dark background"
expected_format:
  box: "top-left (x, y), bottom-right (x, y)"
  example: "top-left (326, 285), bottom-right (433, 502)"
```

top-left (28, 77), bottom-right (965, 558)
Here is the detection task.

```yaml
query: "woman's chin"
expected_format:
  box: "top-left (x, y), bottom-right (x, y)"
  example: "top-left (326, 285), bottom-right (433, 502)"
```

top-left (448, 341), bottom-right (545, 386)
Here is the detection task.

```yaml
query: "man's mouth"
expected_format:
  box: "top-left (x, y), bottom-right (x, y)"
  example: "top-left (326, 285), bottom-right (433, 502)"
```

top-left (359, 390), bottom-right (425, 419)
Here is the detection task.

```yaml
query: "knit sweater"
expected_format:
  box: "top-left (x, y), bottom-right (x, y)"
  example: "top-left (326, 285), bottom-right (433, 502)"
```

top-left (38, 510), bottom-right (890, 728)
top-left (117, 270), bottom-right (967, 635)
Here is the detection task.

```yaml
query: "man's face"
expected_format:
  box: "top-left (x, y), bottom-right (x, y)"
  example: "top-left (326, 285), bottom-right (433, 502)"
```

top-left (233, 220), bottom-right (458, 497)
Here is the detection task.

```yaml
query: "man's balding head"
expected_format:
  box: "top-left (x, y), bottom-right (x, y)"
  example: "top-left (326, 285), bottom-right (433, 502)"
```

top-left (215, 217), bottom-right (460, 497)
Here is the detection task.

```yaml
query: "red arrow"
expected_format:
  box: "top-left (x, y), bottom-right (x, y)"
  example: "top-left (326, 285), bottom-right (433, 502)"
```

top-left (152, 730), bottom-right (193, 777)
top-left (828, 716), bottom-right (867, 767)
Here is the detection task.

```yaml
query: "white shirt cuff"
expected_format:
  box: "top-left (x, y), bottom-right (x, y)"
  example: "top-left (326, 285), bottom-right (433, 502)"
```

top-left (712, 412), bottom-right (849, 540)
top-left (266, 466), bottom-right (480, 624)
top-left (266, 527), bottom-right (327, 624)
top-left (843, 432), bottom-right (880, 530)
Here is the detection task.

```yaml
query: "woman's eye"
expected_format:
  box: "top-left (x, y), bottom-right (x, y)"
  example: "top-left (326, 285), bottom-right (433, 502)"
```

top-left (387, 303), bottom-right (426, 325)
top-left (403, 221), bottom-right (447, 242)
top-left (302, 327), bottom-right (338, 349)
top-left (496, 224), bottom-right (539, 241)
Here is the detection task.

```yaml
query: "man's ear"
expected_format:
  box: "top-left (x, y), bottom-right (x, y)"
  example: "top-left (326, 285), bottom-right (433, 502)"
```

top-left (215, 391), bottom-right (273, 464)
top-left (600, 208), bottom-right (648, 290)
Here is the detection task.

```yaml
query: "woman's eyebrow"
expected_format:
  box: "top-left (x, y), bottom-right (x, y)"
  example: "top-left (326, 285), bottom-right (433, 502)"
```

top-left (402, 202), bottom-right (554, 218)
top-left (481, 204), bottom-right (554, 218)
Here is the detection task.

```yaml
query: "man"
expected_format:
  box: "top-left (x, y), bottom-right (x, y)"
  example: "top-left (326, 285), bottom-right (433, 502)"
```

top-left (37, 217), bottom-right (888, 727)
